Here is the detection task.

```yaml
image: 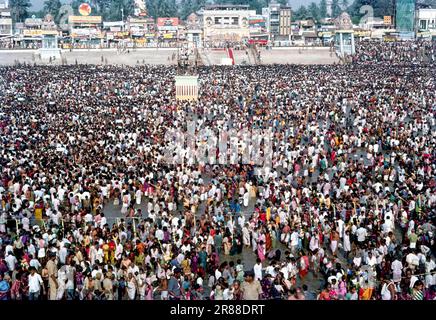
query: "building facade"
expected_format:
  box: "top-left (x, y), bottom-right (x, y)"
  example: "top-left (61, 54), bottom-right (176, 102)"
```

top-left (415, 8), bottom-right (436, 37)
top-left (262, 1), bottom-right (292, 39)
top-left (202, 4), bottom-right (256, 41)
top-left (279, 6), bottom-right (292, 36)
top-left (0, 1), bottom-right (12, 38)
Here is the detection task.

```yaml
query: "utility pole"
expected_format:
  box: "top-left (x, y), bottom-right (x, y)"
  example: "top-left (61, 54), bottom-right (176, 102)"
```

top-left (121, 8), bottom-right (124, 30)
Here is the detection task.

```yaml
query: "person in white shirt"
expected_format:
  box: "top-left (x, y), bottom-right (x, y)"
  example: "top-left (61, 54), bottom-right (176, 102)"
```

top-left (28, 267), bottom-right (45, 300)
top-left (356, 225), bottom-right (367, 244)
top-left (58, 246), bottom-right (68, 265)
top-left (253, 259), bottom-right (263, 281)
top-left (5, 251), bottom-right (18, 271)
top-left (29, 255), bottom-right (42, 270)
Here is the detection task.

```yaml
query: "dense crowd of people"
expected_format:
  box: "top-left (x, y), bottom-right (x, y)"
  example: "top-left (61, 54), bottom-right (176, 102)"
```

top-left (353, 40), bottom-right (436, 64)
top-left (0, 41), bottom-right (435, 301)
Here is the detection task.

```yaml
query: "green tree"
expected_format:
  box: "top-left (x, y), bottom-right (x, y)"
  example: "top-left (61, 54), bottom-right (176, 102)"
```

top-left (95, 0), bottom-right (112, 18)
top-left (276, 0), bottom-right (289, 5)
top-left (106, 0), bottom-right (134, 21)
top-left (340, 0), bottom-right (349, 11)
top-left (293, 5), bottom-right (309, 20)
top-left (27, 10), bottom-right (45, 18)
top-left (147, 0), bottom-right (179, 18)
top-left (9, 0), bottom-right (31, 22)
top-left (332, 0), bottom-right (342, 17)
top-left (220, 0), bottom-right (268, 14)
top-left (308, 2), bottom-right (320, 22)
top-left (319, 0), bottom-right (327, 18)
top-left (43, 0), bottom-right (62, 17)
top-left (179, 0), bottom-right (193, 20)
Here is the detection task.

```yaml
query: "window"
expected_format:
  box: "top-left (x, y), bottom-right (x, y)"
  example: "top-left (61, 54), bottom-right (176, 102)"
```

top-left (420, 20), bottom-right (427, 30)
top-left (232, 17), bottom-right (239, 25)
top-left (214, 17), bottom-right (221, 25)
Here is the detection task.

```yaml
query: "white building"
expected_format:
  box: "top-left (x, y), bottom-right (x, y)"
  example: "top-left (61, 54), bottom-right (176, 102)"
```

top-left (416, 8), bottom-right (436, 38)
top-left (202, 4), bottom-right (256, 42)
top-left (0, 1), bottom-right (12, 38)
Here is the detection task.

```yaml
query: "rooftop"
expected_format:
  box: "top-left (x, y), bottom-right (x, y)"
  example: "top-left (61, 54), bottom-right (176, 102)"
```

top-left (204, 4), bottom-right (250, 10)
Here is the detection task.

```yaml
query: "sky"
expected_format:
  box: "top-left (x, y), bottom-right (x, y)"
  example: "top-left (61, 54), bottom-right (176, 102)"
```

top-left (28, 0), bottom-right (320, 11)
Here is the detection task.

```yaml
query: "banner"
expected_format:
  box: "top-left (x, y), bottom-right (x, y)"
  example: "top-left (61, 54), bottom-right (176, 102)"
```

top-left (249, 16), bottom-right (267, 34)
top-left (157, 17), bottom-right (179, 27)
top-left (23, 29), bottom-right (58, 36)
top-left (175, 76), bottom-right (199, 101)
top-left (383, 16), bottom-right (392, 25)
top-left (354, 30), bottom-right (371, 37)
top-left (71, 28), bottom-right (102, 38)
top-left (249, 16), bottom-right (266, 28)
top-left (129, 18), bottom-right (154, 24)
top-left (69, 15), bottom-right (102, 24)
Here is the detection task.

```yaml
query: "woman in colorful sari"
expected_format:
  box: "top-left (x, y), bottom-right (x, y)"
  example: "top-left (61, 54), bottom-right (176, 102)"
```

top-left (298, 251), bottom-right (309, 281)
top-left (257, 240), bottom-right (266, 262)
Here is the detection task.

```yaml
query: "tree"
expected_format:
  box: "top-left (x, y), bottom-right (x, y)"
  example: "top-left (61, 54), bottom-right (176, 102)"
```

top-left (293, 5), bottom-right (309, 21)
top-left (43, 0), bottom-right (62, 17)
top-left (308, 2), bottom-right (321, 22)
top-left (147, 0), bottom-right (179, 18)
top-left (179, 0), bottom-right (193, 20)
top-left (340, 0), bottom-right (349, 11)
top-left (9, 0), bottom-right (31, 22)
top-left (276, 0), bottom-right (288, 5)
top-left (106, 0), bottom-right (134, 21)
top-left (332, 0), bottom-right (342, 18)
top-left (95, 0), bottom-right (112, 18)
top-left (319, 0), bottom-right (327, 19)
top-left (219, 0), bottom-right (268, 14)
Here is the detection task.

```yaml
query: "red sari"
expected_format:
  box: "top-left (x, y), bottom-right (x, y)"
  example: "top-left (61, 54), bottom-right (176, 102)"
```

top-left (265, 232), bottom-right (272, 252)
top-left (299, 255), bottom-right (309, 279)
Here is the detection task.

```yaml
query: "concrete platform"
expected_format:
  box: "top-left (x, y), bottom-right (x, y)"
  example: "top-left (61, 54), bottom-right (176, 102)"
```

top-left (0, 47), bottom-right (339, 66)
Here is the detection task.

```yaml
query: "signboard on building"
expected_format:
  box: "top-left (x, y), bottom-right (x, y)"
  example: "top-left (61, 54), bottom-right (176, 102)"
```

top-left (69, 15), bottom-right (102, 24)
top-left (384, 16), bottom-right (392, 25)
top-left (249, 15), bottom-right (267, 34)
top-left (354, 30), bottom-right (371, 37)
top-left (157, 17), bottom-right (179, 27)
top-left (175, 76), bottom-right (199, 101)
top-left (71, 28), bottom-right (102, 38)
top-left (79, 3), bottom-right (92, 16)
top-left (129, 18), bottom-right (154, 24)
top-left (23, 29), bottom-right (58, 36)
top-left (249, 16), bottom-right (266, 28)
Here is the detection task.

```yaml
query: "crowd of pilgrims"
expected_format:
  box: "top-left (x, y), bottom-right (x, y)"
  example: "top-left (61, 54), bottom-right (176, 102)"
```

top-left (353, 40), bottom-right (436, 64)
top-left (0, 41), bottom-right (435, 301)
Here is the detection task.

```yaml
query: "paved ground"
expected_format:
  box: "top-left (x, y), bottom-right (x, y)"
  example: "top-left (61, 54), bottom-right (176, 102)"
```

top-left (0, 48), bottom-right (178, 66)
top-left (0, 47), bottom-right (339, 66)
